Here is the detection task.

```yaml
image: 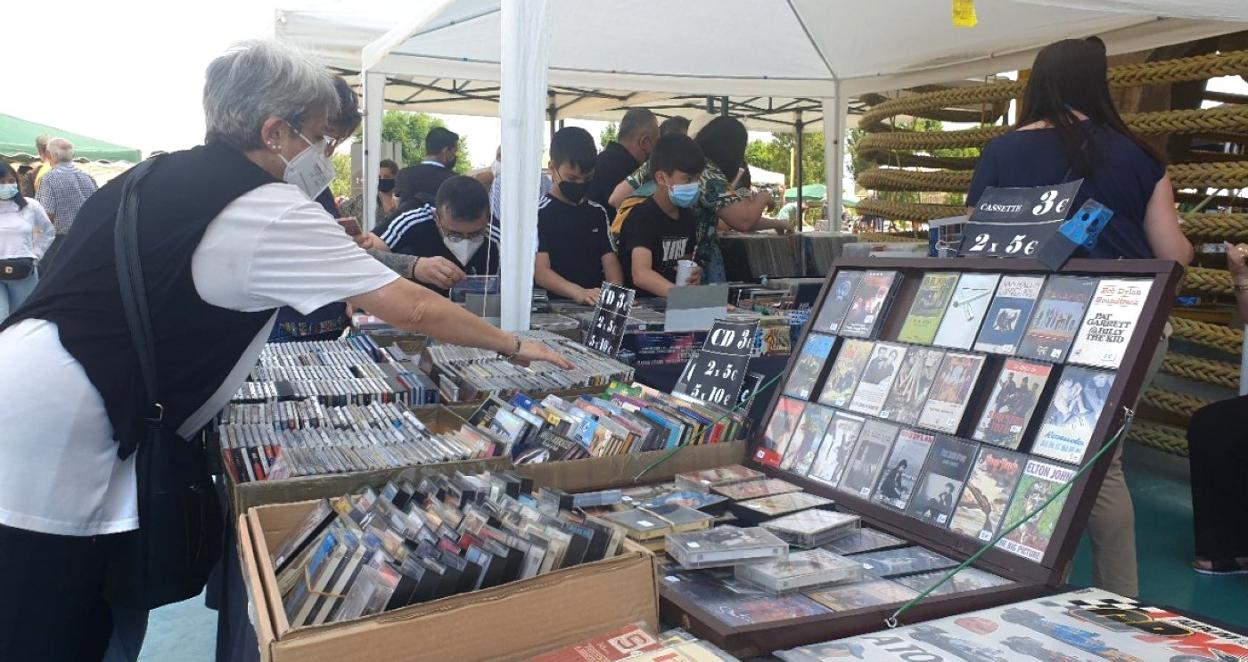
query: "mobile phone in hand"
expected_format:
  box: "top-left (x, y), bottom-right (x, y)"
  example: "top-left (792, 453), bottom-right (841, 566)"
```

top-left (336, 217), bottom-right (362, 236)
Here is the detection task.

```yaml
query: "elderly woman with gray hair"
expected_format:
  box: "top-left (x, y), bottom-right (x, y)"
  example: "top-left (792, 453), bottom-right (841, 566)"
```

top-left (0, 40), bottom-right (572, 660)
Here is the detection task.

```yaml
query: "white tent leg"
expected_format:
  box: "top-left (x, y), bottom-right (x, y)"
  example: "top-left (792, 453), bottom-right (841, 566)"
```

top-left (362, 71), bottom-right (385, 230)
top-left (499, 0), bottom-right (550, 332)
top-left (823, 88), bottom-right (847, 232)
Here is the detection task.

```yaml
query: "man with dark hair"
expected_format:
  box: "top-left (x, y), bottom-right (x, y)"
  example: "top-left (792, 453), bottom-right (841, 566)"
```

top-left (659, 116), bottom-right (691, 137)
top-left (395, 126), bottom-right (460, 204)
top-left (587, 107), bottom-right (658, 217)
top-left (619, 134), bottom-right (704, 297)
top-left (360, 175), bottom-right (497, 296)
top-left (534, 127), bottom-right (622, 305)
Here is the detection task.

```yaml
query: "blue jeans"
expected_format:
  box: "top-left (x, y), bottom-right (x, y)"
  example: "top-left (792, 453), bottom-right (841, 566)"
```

top-left (0, 272), bottom-right (38, 320)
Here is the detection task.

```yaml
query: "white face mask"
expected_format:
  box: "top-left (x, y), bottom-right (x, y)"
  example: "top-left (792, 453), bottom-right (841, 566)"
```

top-left (281, 126), bottom-right (335, 199)
top-left (445, 236), bottom-right (484, 265)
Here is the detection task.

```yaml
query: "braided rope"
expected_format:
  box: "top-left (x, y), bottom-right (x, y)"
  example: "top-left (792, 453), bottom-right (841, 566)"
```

top-left (853, 231), bottom-right (924, 243)
top-left (1180, 213), bottom-right (1248, 241)
top-left (858, 105), bottom-right (1248, 153)
top-left (1168, 316), bottom-right (1244, 354)
top-left (1182, 267), bottom-right (1233, 295)
top-left (859, 162), bottom-right (1248, 193)
top-left (1127, 420), bottom-right (1189, 456)
top-left (861, 50), bottom-right (1248, 129)
top-left (855, 199), bottom-right (965, 223)
top-left (1161, 353), bottom-right (1241, 390)
top-left (1139, 386), bottom-right (1211, 419)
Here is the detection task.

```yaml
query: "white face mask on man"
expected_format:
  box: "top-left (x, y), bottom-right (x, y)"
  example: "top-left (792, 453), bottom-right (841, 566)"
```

top-left (280, 124), bottom-right (335, 199)
top-left (445, 236), bottom-right (484, 265)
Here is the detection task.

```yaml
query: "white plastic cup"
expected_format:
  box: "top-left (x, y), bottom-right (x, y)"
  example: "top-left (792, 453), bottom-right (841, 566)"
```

top-left (675, 259), bottom-right (697, 286)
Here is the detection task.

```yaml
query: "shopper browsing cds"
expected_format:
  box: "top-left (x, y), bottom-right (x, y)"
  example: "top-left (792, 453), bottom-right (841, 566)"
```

top-left (618, 134), bottom-right (705, 297)
top-left (0, 40), bottom-right (572, 662)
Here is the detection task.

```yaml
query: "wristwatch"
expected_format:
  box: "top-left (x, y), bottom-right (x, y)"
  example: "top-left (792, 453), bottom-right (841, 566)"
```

top-left (1234, 279), bottom-right (1248, 293)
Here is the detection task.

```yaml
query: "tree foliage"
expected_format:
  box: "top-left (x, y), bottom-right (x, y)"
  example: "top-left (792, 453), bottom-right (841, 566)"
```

top-left (744, 132), bottom-right (826, 186)
top-left (357, 110), bottom-right (472, 173)
top-left (330, 153), bottom-right (352, 198)
top-left (599, 123), bottom-right (618, 148)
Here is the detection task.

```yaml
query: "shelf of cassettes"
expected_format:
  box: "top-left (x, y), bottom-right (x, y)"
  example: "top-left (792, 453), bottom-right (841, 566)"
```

top-left (659, 256), bottom-right (1183, 655)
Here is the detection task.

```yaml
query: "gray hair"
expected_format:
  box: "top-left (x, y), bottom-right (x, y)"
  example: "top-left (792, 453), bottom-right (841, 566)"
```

top-left (35, 134), bottom-right (50, 154)
top-left (203, 40), bottom-right (339, 152)
top-left (47, 138), bottom-right (74, 163)
top-left (618, 107), bottom-right (658, 141)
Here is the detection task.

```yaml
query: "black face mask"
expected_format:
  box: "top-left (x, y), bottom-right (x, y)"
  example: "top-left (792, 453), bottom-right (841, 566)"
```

top-left (378, 178), bottom-right (396, 193)
top-left (558, 180), bottom-right (589, 203)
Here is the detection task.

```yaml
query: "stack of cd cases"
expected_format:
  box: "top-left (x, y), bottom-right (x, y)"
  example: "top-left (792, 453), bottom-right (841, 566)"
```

top-left (761, 510), bottom-right (862, 548)
top-left (666, 526), bottom-right (789, 569)
top-left (735, 548), bottom-right (867, 593)
top-left (419, 330), bottom-right (633, 402)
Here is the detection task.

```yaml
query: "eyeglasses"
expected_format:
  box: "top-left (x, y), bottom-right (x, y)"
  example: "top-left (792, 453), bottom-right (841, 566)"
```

top-left (435, 215), bottom-right (488, 242)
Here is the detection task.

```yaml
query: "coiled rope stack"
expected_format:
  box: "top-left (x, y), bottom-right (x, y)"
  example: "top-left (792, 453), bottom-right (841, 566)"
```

top-left (855, 49), bottom-right (1248, 455)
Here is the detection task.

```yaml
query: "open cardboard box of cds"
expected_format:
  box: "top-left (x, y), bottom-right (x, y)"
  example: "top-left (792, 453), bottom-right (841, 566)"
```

top-left (226, 405), bottom-right (510, 517)
top-left (239, 499), bottom-right (660, 662)
top-left (657, 257), bottom-right (1184, 656)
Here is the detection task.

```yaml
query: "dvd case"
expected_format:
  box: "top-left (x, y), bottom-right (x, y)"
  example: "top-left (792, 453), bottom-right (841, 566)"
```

top-left (839, 271), bottom-right (902, 339)
top-left (878, 347), bottom-right (944, 425)
top-left (849, 545), bottom-right (958, 578)
top-left (673, 464), bottom-right (766, 493)
top-left (802, 578), bottom-right (919, 611)
top-left (812, 271), bottom-right (865, 335)
top-left (996, 459), bottom-right (1077, 562)
top-left (713, 478), bottom-right (804, 501)
top-left (907, 435), bottom-right (978, 528)
top-left (836, 420), bottom-right (900, 499)
top-left (891, 566), bottom-right (1012, 596)
top-left (1068, 278), bottom-right (1152, 369)
top-left (974, 275), bottom-right (1045, 355)
top-left (761, 509), bottom-right (861, 548)
top-left (736, 548), bottom-right (866, 593)
top-left (870, 428), bottom-right (936, 511)
top-left (848, 342), bottom-right (908, 417)
top-left (1017, 275), bottom-right (1099, 364)
top-left (932, 273), bottom-right (1001, 350)
top-left (666, 526), bottom-right (790, 569)
top-left (779, 404), bottom-right (836, 474)
top-left (822, 527), bottom-right (907, 555)
top-left (897, 272), bottom-right (959, 345)
top-left (816, 339), bottom-right (874, 408)
top-left (971, 359), bottom-right (1053, 450)
top-left (734, 492), bottom-right (835, 523)
top-left (806, 410), bottom-right (866, 488)
top-left (948, 447), bottom-right (1027, 542)
top-left (916, 352), bottom-right (986, 434)
top-left (783, 334), bottom-right (837, 401)
top-left (1031, 367), bottom-right (1115, 464)
top-left (761, 397), bottom-right (807, 461)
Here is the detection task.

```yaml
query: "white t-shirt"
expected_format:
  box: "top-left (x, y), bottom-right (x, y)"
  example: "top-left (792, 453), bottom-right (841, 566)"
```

top-left (0, 198), bottom-right (55, 260)
top-left (0, 183), bottom-right (399, 536)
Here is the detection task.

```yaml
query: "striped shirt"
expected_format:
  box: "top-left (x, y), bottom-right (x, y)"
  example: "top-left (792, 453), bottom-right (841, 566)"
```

top-left (35, 163), bottom-right (98, 235)
top-left (378, 205), bottom-right (436, 249)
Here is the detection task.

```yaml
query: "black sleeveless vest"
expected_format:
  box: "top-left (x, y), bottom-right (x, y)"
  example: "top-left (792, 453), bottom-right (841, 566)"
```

top-left (7, 143), bottom-right (278, 458)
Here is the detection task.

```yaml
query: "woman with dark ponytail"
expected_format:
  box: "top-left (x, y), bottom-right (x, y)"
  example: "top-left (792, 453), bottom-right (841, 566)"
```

top-left (967, 37), bottom-right (1193, 600)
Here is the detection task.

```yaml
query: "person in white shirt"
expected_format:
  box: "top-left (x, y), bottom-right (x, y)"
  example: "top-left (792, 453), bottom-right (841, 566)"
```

top-left (0, 40), bottom-right (573, 662)
top-left (0, 162), bottom-right (54, 319)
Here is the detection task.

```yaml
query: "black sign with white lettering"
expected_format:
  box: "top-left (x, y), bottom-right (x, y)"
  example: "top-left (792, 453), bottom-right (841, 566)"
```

top-left (583, 283), bottom-right (634, 356)
top-left (737, 371), bottom-right (765, 406)
top-left (959, 180), bottom-right (1083, 258)
top-left (675, 319), bottom-right (759, 407)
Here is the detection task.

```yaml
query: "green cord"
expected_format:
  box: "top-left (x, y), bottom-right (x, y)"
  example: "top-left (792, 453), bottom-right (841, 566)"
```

top-left (633, 371), bottom-right (786, 481)
top-left (885, 406), bottom-right (1136, 628)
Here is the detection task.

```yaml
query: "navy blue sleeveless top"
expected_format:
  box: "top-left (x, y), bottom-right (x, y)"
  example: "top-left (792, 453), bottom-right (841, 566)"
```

top-left (967, 123), bottom-right (1165, 260)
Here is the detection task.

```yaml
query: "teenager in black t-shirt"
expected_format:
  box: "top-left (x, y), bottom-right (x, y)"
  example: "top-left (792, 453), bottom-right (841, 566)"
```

top-left (535, 127), bottom-right (623, 305)
top-left (358, 176), bottom-right (497, 297)
top-left (619, 134), bottom-right (706, 297)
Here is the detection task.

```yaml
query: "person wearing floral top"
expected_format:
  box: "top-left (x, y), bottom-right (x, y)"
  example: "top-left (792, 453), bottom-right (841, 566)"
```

top-left (613, 116), bottom-right (788, 282)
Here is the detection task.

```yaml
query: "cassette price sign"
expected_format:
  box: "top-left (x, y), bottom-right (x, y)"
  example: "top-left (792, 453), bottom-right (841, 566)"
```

top-left (583, 282), bottom-right (635, 356)
top-left (959, 180), bottom-right (1083, 259)
top-left (675, 318), bottom-right (759, 407)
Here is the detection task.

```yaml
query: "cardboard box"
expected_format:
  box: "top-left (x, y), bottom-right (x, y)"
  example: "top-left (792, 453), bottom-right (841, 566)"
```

top-left (240, 501), bottom-right (659, 662)
top-left (513, 441), bottom-right (748, 493)
top-left (227, 406), bottom-right (509, 517)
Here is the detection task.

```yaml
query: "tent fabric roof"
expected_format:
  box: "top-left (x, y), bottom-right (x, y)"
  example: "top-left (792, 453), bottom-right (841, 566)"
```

top-left (0, 113), bottom-right (141, 163)
top-left (356, 0), bottom-right (1248, 97)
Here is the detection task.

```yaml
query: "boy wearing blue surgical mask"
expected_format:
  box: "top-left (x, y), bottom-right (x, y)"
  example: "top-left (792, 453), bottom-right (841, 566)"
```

top-left (618, 134), bottom-right (705, 297)
top-left (534, 127), bottom-right (623, 305)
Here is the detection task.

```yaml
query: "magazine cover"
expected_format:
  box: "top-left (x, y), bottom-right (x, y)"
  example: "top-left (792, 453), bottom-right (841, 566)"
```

top-left (836, 420), bottom-right (900, 499)
top-left (948, 447), bottom-right (1026, 543)
top-left (1017, 275), bottom-right (1099, 363)
top-left (974, 275), bottom-right (1046, 355)
top-left (1068, 278), bottom-right (1153, 369)
top-left (871, 428), bottom-right (936, 511)
top-left (848, 342), bottom-right (909, 417)
top-left (812, 270), bottom-right (865, 334)
top-left (971, 359), bottom-right (1053, 450)
top-left (783, 333), bottom-right (837, 401)
top-left (878, 347), bottom-right (945, 425)
top-left (907, 435), bottom-right (978, 527)
top-left (817, 339), bottom-right (874, 408)
top-left (840, 270), bottom-right (901, 339)
top-left (932, 273), bottom-right (1001, 350)
top-left (916, 352), bottom-right (986, 434)
top-left (897, 272), bottom-right (959, 345)
top-left (997, 459), bottom-right (1077, 562)
top-left (779, 404), bottom-right (836, 475)
top-left (761, 397), bottom-right (806, 463)
top-left (1032, 367), bottom-right (1115, 464)
top-left (807, 411), bottom-right (866, 487)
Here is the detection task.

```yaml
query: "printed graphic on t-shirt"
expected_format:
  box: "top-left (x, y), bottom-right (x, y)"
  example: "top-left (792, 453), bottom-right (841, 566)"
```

top-left (661, 236), bottom-right (689, 263)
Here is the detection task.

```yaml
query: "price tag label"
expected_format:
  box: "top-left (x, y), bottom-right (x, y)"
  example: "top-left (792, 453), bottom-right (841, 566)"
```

top-left (583, 282), bottom-right (635, 357)
top-left (959, 180), bottom-right (1083, 258)
top-left (674, 319), bottom-right (759, 407)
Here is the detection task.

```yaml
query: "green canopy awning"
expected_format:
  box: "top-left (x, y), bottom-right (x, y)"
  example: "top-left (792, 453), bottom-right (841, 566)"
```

top-left (784, 183), bottom-right (827, 201)
top-left (0, 112), bottom-right (141, 163)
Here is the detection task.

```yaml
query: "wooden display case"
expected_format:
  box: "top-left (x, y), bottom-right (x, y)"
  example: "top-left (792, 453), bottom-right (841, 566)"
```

top-left (659, 257), bottom-right (1184, 657)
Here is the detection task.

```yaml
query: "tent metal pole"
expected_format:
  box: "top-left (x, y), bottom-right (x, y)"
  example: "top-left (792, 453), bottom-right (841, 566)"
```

top-left (499, 0), bottom-right (549, 332)
top-left (795, 113), bottom-right (805, 277)
top-left (823, 85), bottom-right (847, 234)
top-left (721, 96), bottom-right (730, 117)
top-left (362, 70), bottom-right (385, 232)
top-left (548, 96), bottom-right (557, 148)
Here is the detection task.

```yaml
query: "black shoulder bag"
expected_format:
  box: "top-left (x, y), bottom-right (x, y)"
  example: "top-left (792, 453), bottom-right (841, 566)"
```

top-left (105, 158), bottom-right (224, 609)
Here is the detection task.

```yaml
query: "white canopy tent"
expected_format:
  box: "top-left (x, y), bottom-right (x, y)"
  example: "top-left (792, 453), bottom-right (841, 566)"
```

top-left (286, 0), bottom-right (1248, 330)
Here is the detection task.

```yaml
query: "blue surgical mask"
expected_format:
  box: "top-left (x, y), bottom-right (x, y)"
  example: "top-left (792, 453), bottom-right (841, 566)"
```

top-left (669, 182), bottom-right (701, 208)
top-left (0, 184), bottom-right (17, 200)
